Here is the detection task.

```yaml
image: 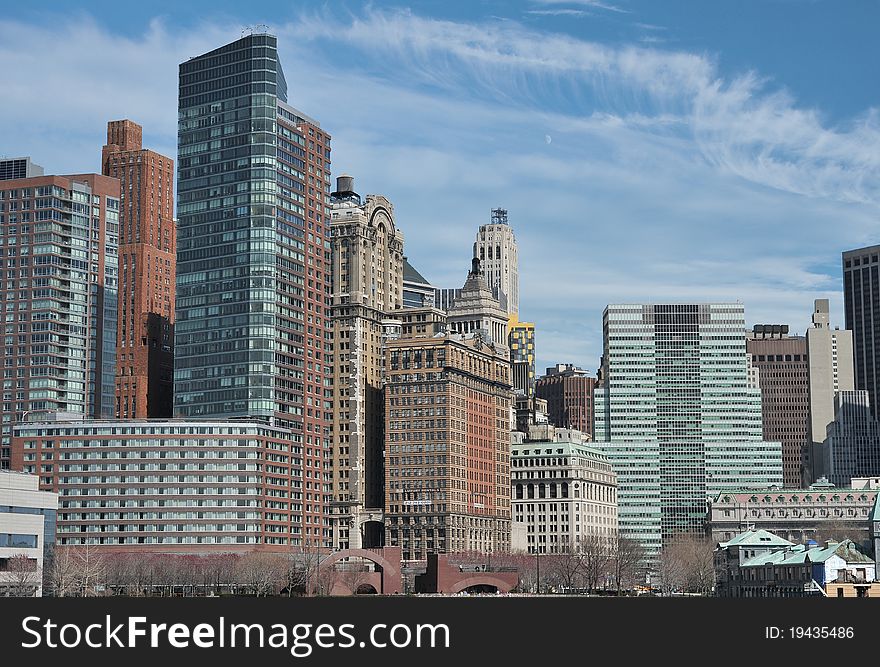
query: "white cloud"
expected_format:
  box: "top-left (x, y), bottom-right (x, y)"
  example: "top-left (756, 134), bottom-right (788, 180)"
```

top-left (526, 9), bottom-right (591, 18)
top-left (532, 0), bottom-right (631, 14)
top-left (0, 9), bottom-right (875, 372)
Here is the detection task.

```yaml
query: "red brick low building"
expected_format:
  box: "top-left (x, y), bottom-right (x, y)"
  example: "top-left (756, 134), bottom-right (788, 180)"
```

top-left (12, 417), bottom-right (314, 552)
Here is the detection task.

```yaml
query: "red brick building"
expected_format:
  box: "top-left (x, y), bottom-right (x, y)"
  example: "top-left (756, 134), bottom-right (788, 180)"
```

top-left (535, 364), bottom-right (596, 438)
top-left (384, 324), bottom-right (512, 560)
top-left (102, 120), bottom-right (175, 419)
top-left (0, 159), bottom-right (120, 469)
top-left (747, 325), bottom-right (809, 488)
top-left (13, 418), bottom-right (308, 551)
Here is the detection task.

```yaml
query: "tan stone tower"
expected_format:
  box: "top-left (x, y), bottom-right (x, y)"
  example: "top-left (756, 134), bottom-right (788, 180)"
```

top-left (473, 208), bottom-right (519, 315)
top-left (329, 175), bottom-right (405, 549)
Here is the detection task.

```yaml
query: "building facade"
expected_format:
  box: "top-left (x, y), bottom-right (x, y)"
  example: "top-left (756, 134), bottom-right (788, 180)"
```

top-left (843, 247), bottom-right (880, 419)
top-left (509, 314), bottom-right (535, 398)
top-left (824, 391), bottom-right (880, 488)
top-left (402, 258), bottom-right (434, 309)
top-left (535, 364), bottom-right (596, 438)
top-left (716, 530), bottom-right (879, 598)
top-left (0, 471), bottom-right (57, 596)
top-left (473, 208), bottom-right (518, 315)
top-left (102, 119), bottom-right (175, 419)
top-left (710, 482), bottom-right (877, 549)
top-left (806, 298), bottom-right (855, 483)
top-left (384, 326), bottom-right (512, 560)
top-left (328, 175), bottom-right (405, 549)
top-left (594, 303), bottom-right (783, 557)
top-left (0, 161), bottom-right (119, 469)
top-left (510, 425), bottom-right (617, 554)
top-left (175, 34), bottom-right (330, 546)
top-left (746, 324), bottom-right (809, 488)
top-left (11, 418), bottom-right (310, 551)
top-left (446, 258), bottom-right (509, 349)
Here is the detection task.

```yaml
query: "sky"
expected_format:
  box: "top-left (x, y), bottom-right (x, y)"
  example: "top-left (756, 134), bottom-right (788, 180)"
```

top-left (1, 1), bottom-right (878, 374)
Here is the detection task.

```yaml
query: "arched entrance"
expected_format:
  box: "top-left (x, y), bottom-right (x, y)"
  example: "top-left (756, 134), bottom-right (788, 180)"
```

top-left (320, 547), bottom-right (402, 595)
top-left (460, 584), bottom-right (500, 595)
top-left (356, 584), bottom-right (378, 595)
top-left (449, 576), bottom-right (515, 595)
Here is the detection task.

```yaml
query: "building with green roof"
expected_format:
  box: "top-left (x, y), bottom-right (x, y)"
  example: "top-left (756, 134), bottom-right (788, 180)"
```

top-left (715, 528), bottom-right (879, 597)
top-left (709, 480), bottom-right (877, 549)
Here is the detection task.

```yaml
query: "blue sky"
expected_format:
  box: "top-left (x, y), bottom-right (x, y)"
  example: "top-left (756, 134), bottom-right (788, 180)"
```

top-left (2, 1), bottom-right (878, 373)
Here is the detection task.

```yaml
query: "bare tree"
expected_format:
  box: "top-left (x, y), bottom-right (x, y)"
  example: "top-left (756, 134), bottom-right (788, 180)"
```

top-left (48, 547), bottom-right (80, 597)
top-left (235, 553), bottom-right (285, 597)
top-left (5, 554), bottom-right (41, 597)
top-left (285, 543), bottom-right (326, 597)
top-left (657, 541), bottom-right (686, 595)
top-left (546, 543), bottom-right (585, 593)
top-left (338, 558), bottom-right (373, 595)
top-left (489, 550), bottom-right (536, 593)
top-left (63, 545), bottom-right (109, 597)
top-left (610, 536), bottom-right (646, 595)
top-left (580, 535), bottom-right (614, 593)
top-left (660, 535), bottom-right (715, 595)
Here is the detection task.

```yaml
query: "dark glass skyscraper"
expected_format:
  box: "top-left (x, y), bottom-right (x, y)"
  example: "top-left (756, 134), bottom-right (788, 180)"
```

top-left (843, 246), bottom-right (880, 420)
top-left (176, 33), bottom-right (332, 546)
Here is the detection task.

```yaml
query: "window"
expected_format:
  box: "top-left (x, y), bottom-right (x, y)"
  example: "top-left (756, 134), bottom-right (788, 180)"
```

top-left (0, 533), bottom-right (38, 548)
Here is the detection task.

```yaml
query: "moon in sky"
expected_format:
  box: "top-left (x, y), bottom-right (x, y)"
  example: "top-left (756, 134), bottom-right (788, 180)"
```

top-left (544, 134), bottom-right (552, 144)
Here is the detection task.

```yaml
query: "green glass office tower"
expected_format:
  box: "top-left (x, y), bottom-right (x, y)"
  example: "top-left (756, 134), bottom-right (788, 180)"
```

top-left (594, 304), bottom-right (782, 557)
top-left (176, 34), bottom-right (331, 546)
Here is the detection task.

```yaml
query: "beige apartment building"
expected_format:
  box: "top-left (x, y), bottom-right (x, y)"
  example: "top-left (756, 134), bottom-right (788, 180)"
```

top-left (806, 299), bottom-right (855, 483)
top-left (328, 176), bottom-right (405, 549)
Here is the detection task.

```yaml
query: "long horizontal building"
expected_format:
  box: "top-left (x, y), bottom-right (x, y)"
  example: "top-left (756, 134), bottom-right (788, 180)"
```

top-left (710, 480), bottom-right (878, 550)
top-left (12, 418), bottom-right (311, 551)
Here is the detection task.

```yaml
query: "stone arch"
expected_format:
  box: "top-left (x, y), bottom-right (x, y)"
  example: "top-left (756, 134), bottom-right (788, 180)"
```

top-left (320, 547), bottom-right (402, 595)
top-left (449, 576), bottom-right (516, 595)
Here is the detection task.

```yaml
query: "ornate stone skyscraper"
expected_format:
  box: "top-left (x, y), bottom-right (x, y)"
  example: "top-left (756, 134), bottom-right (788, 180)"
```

top-left (447, 258), bottom-right (509, 350)
top-left (328, 175), bottom-right (405, 549)
top-left (473, 208), bottom-right (518, 316)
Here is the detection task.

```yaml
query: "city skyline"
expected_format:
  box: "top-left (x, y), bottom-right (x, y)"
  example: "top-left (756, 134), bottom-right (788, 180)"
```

top-left (1, 1), bottom-right (878, 375)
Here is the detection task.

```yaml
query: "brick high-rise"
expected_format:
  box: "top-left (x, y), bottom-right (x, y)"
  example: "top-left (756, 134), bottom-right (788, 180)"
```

top-left (102, 120), bottom-right (175, 418)
top-left (175, 33), bottom-right (332, 547)
top-left (535, 364), bottom-right (596, 438)
top-left (746, 324), bottom-right (809, 488)
top-left (0, 159), bottom-right (119, 469)
top-left (384, 309), bottom-right (512, 560)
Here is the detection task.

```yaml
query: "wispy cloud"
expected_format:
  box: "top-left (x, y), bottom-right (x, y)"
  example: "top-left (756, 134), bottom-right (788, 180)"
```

top-left (526, 9), bottom-right (591, 18)
top-left (532, 0), bottom-right (631, 14)
top-left (0, 8), bottom-right (875, 372)
top-left (283, 9), bottom-right (880, 207)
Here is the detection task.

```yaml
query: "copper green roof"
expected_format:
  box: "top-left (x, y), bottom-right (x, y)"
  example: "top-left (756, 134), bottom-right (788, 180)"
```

top-left (718, 529), bottom-right (794, 549)
top-left (872, 494), bottom-right (880, 522)
top-left (740, 539), bottom-right (873, 567)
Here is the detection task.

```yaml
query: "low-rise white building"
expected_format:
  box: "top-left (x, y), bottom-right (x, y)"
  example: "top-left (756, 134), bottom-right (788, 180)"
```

top-left (0, 471), bottom-right (58, 596)
top-left (511, 425), bottom-right (617, 554)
